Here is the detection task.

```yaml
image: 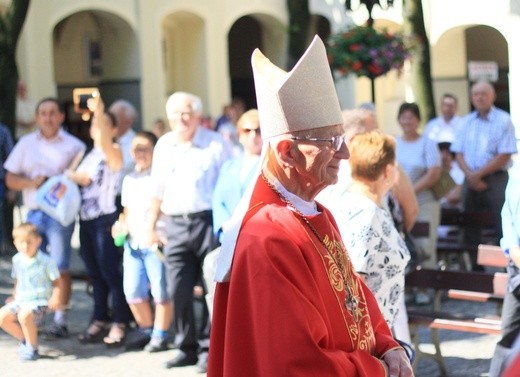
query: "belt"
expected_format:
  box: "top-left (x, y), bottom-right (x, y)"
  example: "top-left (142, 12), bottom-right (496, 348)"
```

top-left (169, 210), bottom-right (212, 221)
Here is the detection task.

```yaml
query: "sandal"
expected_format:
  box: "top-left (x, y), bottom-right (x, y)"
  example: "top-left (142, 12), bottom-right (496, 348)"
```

top-left (78, 320), bottom-right (108, 344)
top-left (103, 322), bottom-right (126, 348)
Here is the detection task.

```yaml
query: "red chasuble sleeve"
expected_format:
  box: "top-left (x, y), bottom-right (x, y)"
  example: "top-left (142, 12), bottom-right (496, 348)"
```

top-left (208, 179), bottom-right (398, 377)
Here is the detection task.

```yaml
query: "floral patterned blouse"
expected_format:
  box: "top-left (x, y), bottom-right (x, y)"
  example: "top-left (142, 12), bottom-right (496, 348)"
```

top-left (330, 191), bottom-right (410, 326)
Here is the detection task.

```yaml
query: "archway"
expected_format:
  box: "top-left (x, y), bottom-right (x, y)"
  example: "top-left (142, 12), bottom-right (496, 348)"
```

top-left (465, 25), bottom-right (509, 112)
top-left (432, 25), bottom-right (509, 115)
top-left (227, 14), bottom-right (286, 110)
top-left (53, 10), bottom-right (141, 142)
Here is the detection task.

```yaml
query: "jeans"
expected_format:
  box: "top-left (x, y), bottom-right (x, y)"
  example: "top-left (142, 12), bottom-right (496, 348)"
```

top-left (123, 243), bottom-right (169, 304)
top-left (79, 212), bottom-right (131, 323)
top-left (26, 209), bottom-right (75, 271)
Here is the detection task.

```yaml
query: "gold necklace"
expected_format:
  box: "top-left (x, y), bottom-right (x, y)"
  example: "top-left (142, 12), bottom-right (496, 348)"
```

top-left (261, 172), bottom-right (359, 317)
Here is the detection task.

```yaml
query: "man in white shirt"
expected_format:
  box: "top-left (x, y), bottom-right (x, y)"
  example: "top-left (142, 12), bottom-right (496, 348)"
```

top-left (148, 92), bottom-right (232, 372)
top-left (424, 93), bottom-right (462, 143)
top-left (108, 99), bottom-right (137, 211)
top-left (4, 97), bottom-right (86, 339)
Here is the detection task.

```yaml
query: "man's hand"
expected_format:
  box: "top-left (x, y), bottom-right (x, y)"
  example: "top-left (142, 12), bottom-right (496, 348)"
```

top-left (382, 348), bottom-right (414, 377)
top-left (466, 171), bottom-right (487, 191)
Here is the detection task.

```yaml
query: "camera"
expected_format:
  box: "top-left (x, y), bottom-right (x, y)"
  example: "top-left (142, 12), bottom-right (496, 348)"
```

top-left (73, 87), bottom-right (99, 113)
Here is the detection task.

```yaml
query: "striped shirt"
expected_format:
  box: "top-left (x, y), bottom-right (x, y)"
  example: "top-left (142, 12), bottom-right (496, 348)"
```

top-left (450, 107), bottom-right (517, 172)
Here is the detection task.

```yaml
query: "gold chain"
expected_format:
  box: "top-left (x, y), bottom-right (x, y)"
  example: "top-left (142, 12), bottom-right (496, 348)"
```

top-left (261, 172), bottom-right (359, 316)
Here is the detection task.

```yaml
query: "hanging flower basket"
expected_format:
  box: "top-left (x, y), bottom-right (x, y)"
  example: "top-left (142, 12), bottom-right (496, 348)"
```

top-left (327, 26), bottom-right (412, 79)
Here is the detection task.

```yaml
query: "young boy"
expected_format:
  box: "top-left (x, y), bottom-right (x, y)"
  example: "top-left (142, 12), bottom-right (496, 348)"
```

top-left (0, 223), bottom-right (61, 361)
top-left (116, 131), bottom-right (172, 352)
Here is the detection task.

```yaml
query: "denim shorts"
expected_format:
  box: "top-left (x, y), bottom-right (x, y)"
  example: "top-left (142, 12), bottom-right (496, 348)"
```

top-left (6, 301), bottom-right (48, 325)
top-left (26, 209), bottom-right (75, 271)
top-left (123, 243), bottom-right (169, 304)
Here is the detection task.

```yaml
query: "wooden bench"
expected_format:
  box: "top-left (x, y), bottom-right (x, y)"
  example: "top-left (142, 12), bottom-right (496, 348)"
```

top-left (447, 244), bottom-right (508, 308)
top-left (477, 244), bottom-right (508, 268)
top-left (436, 209), bottom-right (498, 270)
top-left (406, 267), bottom-right (505, 376)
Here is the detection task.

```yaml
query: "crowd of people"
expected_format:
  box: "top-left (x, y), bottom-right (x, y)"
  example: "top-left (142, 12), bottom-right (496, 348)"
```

top-left (0, 34), bottom-right (518, 377)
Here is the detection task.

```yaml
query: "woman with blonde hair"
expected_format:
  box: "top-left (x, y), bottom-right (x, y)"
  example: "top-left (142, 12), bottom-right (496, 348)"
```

top-left (330, 130), bottom-right (411, 344)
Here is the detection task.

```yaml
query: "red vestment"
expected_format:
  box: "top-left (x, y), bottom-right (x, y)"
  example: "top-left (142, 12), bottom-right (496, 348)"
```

top-left (208, 177), bottom-right (399, 376)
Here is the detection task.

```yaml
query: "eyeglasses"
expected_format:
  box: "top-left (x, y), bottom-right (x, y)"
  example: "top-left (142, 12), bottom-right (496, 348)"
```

top-left (290, 134), bottom-right (345, 151)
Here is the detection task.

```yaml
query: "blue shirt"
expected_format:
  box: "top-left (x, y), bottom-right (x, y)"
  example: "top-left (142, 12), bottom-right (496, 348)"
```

top-left (451, 106), bottom-right (517, 171)
top-left (212, 154), bottom-right (260, 241)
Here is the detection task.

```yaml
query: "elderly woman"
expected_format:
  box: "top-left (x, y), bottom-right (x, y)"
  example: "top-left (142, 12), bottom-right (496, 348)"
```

top-left (330, 131), bottom-right (411, 342)
top-left (396, 103), bottom-right (441, 272)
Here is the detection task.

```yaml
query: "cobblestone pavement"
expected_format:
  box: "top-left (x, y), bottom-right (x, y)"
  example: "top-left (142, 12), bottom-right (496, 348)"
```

top-left (0, 250), bottom-right (499, 377)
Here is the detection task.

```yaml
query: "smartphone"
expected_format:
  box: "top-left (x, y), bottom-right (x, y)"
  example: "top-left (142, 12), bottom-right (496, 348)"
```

top-left (72, 87), bottom-right (99, 113)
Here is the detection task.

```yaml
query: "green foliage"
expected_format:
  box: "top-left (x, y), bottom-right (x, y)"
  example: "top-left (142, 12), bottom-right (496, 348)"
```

top-left (0, 0), bottom-right (31, 135)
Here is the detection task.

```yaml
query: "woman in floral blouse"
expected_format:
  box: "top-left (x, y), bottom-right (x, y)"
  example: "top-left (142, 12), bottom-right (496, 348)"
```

top-left (330, 131), bottom-right (411, 343)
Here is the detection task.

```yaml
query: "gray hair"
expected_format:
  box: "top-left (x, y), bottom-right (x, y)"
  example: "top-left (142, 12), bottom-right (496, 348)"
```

top-left (165, 92), bottom-right (203, 119)
top-left (110, 99), bottom-right (137, 121)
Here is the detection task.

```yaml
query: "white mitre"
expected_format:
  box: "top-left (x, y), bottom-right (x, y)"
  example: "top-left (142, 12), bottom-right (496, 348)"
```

top-left (214, 35), bottom-right (342, 282)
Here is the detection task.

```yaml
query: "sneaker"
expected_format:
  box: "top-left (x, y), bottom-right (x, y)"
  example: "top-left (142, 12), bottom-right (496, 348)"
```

top-left (196, 351), bottom-right (208, 373)
top-left (144, 335), bottom-right (169, 353)
top-left (43, 323), bottom-right (69, 340)
top-left (18, 344), bottom-right (38, 361)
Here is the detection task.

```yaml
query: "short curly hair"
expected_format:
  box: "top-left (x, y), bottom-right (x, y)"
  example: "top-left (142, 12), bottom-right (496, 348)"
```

top-left (349, 131), bottom-right (396, 182)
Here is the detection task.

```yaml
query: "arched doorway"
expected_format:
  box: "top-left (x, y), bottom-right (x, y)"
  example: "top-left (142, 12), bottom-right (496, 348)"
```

top-left (432, 25), bottom-right (509, 115)
top-left (53, 10), bottom-right (141, 144)
top-left (465, 25), bottom-right (509, 112)
top-left (227, 14), bottom-right (286, 110)
top-left (228, 16), bottom-right (262, 110)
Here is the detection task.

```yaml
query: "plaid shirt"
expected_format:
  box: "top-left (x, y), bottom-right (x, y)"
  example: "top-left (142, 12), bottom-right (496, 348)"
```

top-left (451, 106), bottom-right (517, 171)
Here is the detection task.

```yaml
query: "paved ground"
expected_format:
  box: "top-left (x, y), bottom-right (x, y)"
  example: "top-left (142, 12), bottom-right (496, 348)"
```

top-left (0, 248), bottom-right (500, 377)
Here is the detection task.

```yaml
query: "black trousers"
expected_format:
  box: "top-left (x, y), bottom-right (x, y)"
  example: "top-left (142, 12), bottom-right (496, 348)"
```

top-left (161, 210), bottom-right (214, 354)
top-left (462, 170), bottom-right (508, 267)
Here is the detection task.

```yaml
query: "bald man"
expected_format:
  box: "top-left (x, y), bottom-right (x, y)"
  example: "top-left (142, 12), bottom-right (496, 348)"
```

top-left (451, 81), bottom-right (517, 269)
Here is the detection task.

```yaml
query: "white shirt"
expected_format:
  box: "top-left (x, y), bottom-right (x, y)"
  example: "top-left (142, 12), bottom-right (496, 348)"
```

top-left (121, 169), bottom-right (154, 247)
top-left (4, 129), bottom-right (86, 209)
top-left (116, 128), bottom-right (136, 194)
top-left (151, 126), bottom-right (233, 215)
top-left (424, 115), bottom-right (462, 143)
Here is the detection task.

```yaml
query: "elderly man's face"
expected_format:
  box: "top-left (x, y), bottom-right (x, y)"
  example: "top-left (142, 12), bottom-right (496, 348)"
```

top-left (471, 83), bottom-right (495, 113)
top-left (168, 98), bottom-right (201, 140)
top-left (291, 124), bottom-right (349, 192)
